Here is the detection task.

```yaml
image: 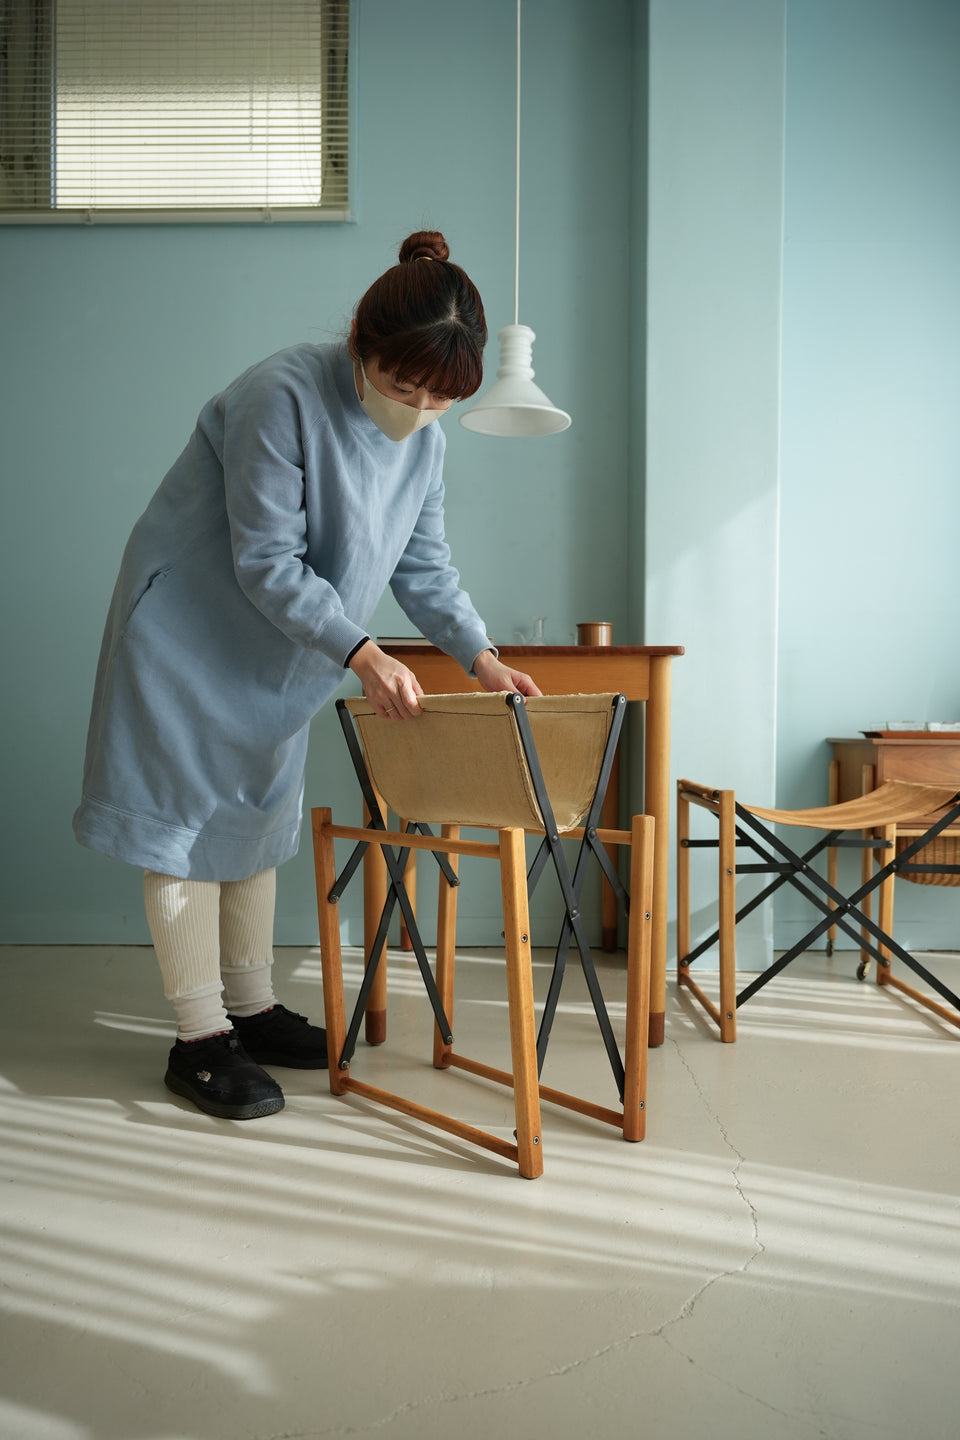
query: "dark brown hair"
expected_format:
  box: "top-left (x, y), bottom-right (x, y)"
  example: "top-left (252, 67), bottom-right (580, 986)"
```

top-left (352, 230), bottom-right (487, 399)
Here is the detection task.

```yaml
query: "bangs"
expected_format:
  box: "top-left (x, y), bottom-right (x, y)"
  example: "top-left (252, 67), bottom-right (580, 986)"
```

top-left (354, 248), bottom-right (487, 398)
top-left (374, 327), bottom-right (484, 400)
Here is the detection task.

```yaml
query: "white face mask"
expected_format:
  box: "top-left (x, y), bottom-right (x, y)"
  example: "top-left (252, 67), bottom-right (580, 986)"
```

top-left (355, 361), bottom-right (446, 443)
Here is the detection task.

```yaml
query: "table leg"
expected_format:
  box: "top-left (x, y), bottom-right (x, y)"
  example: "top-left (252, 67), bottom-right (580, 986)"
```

top-left (399, 845), bottom-right (416, 951)
top-left (433, 824), bottom-right (460, 1070)
top-left (645, 655), bottom-right (672, 1046)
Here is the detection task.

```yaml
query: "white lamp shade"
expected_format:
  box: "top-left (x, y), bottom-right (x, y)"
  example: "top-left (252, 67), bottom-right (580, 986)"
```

top-left (459, 324), bottom-right (571, 437)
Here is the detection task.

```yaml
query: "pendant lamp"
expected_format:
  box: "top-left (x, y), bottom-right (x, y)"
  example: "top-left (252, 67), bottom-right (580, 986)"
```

top-left (459, 0), bottom-right (571, 437)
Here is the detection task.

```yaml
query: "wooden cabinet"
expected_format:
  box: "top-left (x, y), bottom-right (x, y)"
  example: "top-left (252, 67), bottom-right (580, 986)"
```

top-left (829, 737), bottom-right (960, 831)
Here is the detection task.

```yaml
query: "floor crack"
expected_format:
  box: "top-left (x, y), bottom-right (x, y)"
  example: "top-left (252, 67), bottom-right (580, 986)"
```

top-left (653, 1036), bottom-right (765, 1341)
top-left (294, 1042), bottom-right (791, 1438)
top-left (637, 1038), bottom-right (819, 1431)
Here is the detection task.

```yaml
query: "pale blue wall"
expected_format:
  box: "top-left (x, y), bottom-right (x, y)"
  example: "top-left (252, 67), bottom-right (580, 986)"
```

top-left (643, 0), bottom-right (786, 972)
top-left (641, 0), bottom-right (960, 964)
top-left (776, 0), bottom-right (960, 949)
top-left (0, 0), bottom-right (635, 945)
top-left (3, 0), bottom-right (959, 959)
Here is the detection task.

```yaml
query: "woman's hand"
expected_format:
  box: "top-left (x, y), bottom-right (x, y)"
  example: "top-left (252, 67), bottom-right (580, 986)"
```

top-left (348, 642), bottom-right (424, 719)
top-left (472, 649), bottom-right (542, 698)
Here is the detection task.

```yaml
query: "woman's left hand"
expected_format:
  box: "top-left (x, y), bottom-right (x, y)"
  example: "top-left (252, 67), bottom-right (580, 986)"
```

top-left (472, 649), bottom-right (542, 698)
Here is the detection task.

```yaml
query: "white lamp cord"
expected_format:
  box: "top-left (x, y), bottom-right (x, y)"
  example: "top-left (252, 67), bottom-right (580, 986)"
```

top-left (514, 0), bottom-right (521, 328)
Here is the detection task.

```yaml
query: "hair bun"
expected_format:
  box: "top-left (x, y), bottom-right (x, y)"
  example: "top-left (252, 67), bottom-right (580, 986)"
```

top-left (399, 230), bottom-right (450, 264)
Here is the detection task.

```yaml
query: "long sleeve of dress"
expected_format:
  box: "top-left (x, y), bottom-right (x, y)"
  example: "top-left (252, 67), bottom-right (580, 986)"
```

top-left (219, 369), bottom-right (368, 664)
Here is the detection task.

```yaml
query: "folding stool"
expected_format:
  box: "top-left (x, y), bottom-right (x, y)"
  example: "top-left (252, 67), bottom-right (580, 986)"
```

top-left (311, 692), bottom-right (654, 1178)
top-left (677, 778), bottom-right (960, 1041)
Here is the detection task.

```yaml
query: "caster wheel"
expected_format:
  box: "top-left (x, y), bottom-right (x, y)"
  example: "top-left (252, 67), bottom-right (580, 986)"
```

top-left (856, 960), bottom-right (868, 981)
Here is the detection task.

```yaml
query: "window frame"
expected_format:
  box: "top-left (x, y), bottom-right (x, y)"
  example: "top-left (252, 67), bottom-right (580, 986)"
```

top-left (0, 0), bottom-right (353, 225)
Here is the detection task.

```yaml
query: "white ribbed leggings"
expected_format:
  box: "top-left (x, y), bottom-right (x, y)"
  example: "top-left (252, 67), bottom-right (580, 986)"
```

top-left (143, 868), bottom-right (278, 1040)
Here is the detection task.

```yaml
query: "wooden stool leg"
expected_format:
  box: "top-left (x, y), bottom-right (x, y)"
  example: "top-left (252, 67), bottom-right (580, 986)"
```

top-left (623, 814), bottom-right (653, 1141)
top-left (499, 827), bottom-right (543, 1179)
top-left (858, 763), bottom-right (876, 972)
top-left (676, 785), bottom-right (690, 984)
top-left (718, 789), bottom-right (737, 1042)
top-left (860, 836), bottom-right (874, 973)
top-left (362, 791), bottom-right (388, 1045)
top-left (433, 823), bottom-right (460, 1069)
top-left (876, 822), bottom-right (896, 986)
top-left (827, 758), bottom-right (839, 949)
top-left (312, 808), bottom-right (349, 1095)
top-left (601, 747), bottom-right (620, 951)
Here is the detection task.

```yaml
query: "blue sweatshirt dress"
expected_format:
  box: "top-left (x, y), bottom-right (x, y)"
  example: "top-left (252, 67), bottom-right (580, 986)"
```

top-left (73, 342), bottom-right (493, 881)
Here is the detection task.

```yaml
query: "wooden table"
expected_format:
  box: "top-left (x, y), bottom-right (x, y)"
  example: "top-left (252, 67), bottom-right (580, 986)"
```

top-left (828, 735), bottom-right (960, 948)
top-left (829, 735), bottom-right (960, 815)
top-left (362, 643), bottom-right (684, 1047)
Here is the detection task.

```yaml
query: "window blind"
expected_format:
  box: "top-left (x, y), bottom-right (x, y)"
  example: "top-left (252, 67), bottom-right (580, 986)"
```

top-left (0, 0), bottom-right (350, 222)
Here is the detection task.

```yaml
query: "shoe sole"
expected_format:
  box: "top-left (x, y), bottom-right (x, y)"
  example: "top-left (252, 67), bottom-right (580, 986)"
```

top-left (164, 1070), bottom-right (285, 1120)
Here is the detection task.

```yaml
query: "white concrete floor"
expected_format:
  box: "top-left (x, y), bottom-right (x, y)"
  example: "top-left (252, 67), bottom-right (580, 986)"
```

top-left (2, 941), bottom-right (960, 1440)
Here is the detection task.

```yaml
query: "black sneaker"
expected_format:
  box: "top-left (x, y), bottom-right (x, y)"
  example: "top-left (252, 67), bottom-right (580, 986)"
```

top-left (164, 1031), bottom-right (285, 1119)
top-left (227, 1004), bottom-right (328, 1069)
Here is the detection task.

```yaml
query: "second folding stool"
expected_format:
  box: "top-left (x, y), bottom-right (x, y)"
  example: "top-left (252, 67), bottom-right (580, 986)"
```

top-left (677, 777), bottom-right (960, 1041)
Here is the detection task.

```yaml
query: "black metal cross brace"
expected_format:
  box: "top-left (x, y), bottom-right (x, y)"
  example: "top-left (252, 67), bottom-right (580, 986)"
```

top-left (516, 693), bottom-right (629, 1088)
top-left (330, 700), bottom-right (459, 1067)
top-left (731, 797), bottom-right (960, 1011)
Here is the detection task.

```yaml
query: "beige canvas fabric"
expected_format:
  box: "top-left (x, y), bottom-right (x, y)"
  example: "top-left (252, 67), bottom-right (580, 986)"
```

top-left (344, 692), bottom-right (618, 833)
top-left (744, 780), bottom-right (960, 829)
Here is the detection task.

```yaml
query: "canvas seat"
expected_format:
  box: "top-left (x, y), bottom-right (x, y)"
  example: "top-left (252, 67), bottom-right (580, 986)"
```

top-left (677, 778), bottom-right (960, 1041)
top-left (311, 691), bottom-right (654, 1178)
